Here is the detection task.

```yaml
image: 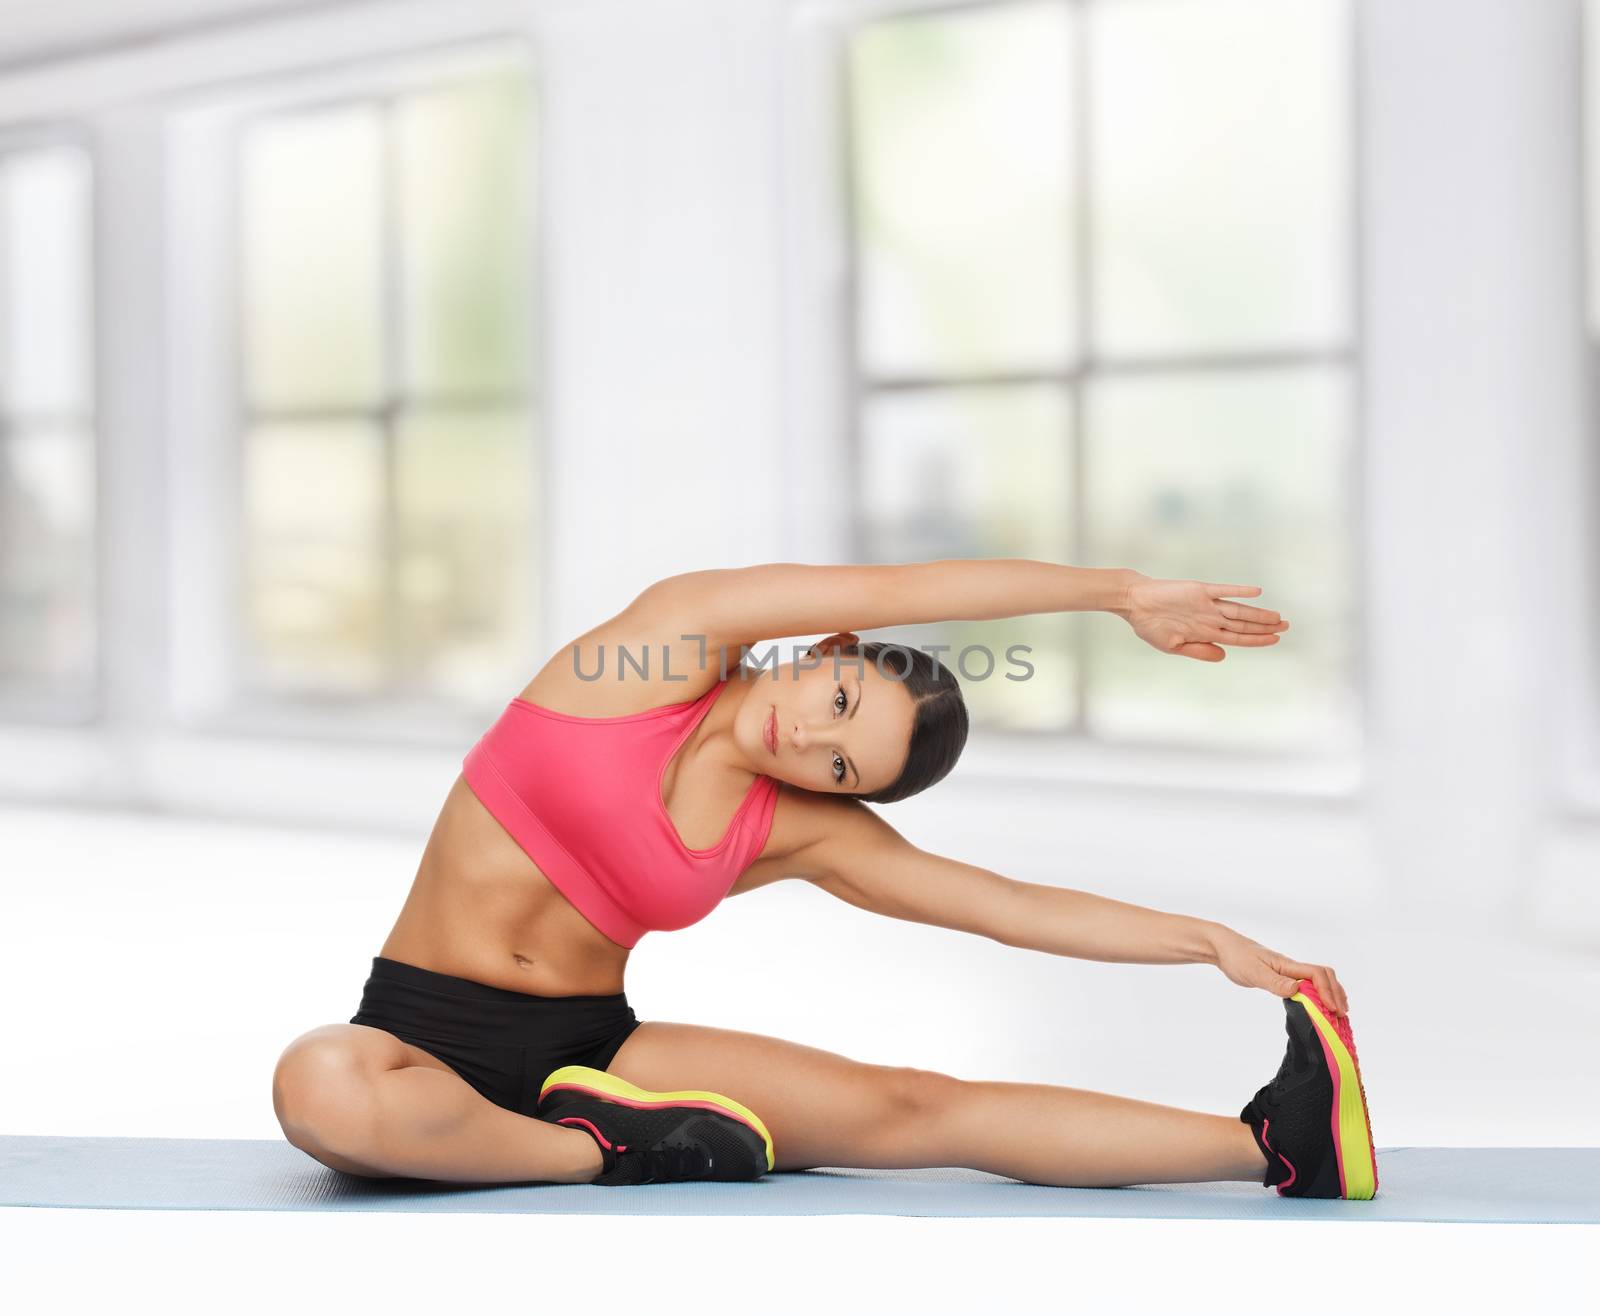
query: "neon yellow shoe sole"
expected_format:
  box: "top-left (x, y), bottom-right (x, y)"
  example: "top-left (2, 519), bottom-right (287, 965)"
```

top-left (1290, 983), bottom-right (1378, 1200)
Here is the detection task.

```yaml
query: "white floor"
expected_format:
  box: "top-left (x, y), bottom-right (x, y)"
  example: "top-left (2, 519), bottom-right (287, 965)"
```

top-left (2, 801), bottom-right (1596, 1313)
top-left (6, 1211), bottom-right (1596, 1316)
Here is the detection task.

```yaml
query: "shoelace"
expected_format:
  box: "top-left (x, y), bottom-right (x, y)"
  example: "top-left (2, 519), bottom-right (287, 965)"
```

top-left (634, 1142), bottom-right (712, 1184)
top-left (1253, 1047), bottom-right (1300, 1117)
top-left (1258, 1056), bottom-right (1292, 1111)
top-left (1253, 1019), bottom-right (1322, 1121)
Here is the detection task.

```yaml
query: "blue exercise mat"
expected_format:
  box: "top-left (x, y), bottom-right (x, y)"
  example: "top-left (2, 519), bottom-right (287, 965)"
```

top-left (1, 1138), bottom-right (1594, 1223)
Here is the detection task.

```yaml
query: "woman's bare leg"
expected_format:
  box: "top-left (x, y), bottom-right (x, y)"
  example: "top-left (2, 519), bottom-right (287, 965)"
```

top-left (272, 1024), bottom-right (604, 1184)
top-left (606, 1021), bottom-right (1268, 1187)
top-left (917, 1080), bottom-right (1267, 1186)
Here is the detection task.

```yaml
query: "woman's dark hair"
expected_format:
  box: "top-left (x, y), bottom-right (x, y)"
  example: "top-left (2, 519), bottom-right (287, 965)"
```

top-left (842, 641), bottom-right (968, 805)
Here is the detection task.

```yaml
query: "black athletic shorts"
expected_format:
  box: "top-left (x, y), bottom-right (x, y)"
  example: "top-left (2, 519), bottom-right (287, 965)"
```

top-left (348, 956), bottom-right (643, 1118)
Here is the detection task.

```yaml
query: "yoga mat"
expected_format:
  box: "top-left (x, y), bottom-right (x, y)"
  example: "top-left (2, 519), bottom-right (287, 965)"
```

top-left (2, 1138), bottom-right (1594, 1223)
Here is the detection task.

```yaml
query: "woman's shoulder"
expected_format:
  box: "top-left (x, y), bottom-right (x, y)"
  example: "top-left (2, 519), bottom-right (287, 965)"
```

top-left (755, 782), bottom-right (891, 869)
top-left (514, 590), bottom-right (740, 717)
top-left (729, 787), bottom-right (896, 902)
top-left (730, 781), bottom-right (863, 896)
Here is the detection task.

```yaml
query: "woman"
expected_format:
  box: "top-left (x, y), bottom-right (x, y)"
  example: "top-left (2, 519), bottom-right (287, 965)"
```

top-left (271, 559), bottom-right (1377, 1197)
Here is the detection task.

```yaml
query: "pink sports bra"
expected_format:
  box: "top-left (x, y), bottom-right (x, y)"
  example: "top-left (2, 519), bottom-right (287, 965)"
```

top-left (461, 675), bottom-right (780, 948)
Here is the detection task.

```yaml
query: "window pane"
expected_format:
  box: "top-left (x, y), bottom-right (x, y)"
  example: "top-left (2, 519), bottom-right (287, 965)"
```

top-left (396, 72), bottom-right (534, 398)
top-left (240, 105), bottom-right (384, 410)
top-left (1082, 366), bottom-right (1356, 747)
top-left (860, 385), bottom-right (1077, 729)
top-left (243, 421), bottom-right (384, 694)
top-left (850, 2), bottom-right (1075, 377)
top-left (0, 145), bottom-right (93, 415)
top-left (0, 428), bottom-right (94, 689)
top-left (1088, 0), bottom-right (1352, 356)
top-left (394, 409), bottom-right (535, 700)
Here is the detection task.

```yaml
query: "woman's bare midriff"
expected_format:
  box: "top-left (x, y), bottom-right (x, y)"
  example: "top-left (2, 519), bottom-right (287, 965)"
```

top-left (376, 773), bottom-right (632, 997)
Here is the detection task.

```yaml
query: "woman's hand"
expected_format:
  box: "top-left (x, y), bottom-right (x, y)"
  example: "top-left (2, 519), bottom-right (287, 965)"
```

top-left (1208, 926), bottom-right (1349, 1016)
top-left (1118, 572), bottom-right (1289, 662)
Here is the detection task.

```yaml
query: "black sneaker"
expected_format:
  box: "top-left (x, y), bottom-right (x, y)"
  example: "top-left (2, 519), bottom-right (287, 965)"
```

top-left (535, 1064), bottom-right (774, 1186)
top-left (1240, 980), bottom-right (1378, 1199)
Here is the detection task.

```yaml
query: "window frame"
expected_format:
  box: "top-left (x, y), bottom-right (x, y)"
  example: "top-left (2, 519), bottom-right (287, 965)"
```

top-left (0, 120), bottom-right (101, 726)
top-left (163, 36), bottom-right (544, 747)
top-left (0, 2), bottom-right (599, 829)
top-left (224, 67), bottom-right (539, 726)
top-left (835, 0), bottom-right (1368, 762)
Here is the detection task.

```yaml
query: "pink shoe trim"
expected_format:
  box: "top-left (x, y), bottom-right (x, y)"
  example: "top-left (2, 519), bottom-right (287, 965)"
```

top-left (555, 1115), bottom-right (613, 1150)
top-left (1260, 1117), bottom-right (1297, 1195)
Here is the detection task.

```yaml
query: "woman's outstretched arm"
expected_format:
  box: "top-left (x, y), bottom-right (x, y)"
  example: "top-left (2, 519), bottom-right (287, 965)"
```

top-left (643, 560), bottom-right (1288, 662)
top-left (795, 796), bottom-right (1346, 1014)
top-left (649, 559), bottom-right (1129, 636)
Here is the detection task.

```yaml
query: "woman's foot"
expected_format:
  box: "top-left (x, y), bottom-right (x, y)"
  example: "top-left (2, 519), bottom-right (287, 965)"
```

top-left (535, 1064), bottom-right (775, 1185)
top-left (1239, 980), bottom-right (1378, 1199)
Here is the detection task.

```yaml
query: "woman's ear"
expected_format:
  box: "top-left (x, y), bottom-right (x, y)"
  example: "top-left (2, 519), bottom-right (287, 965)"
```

top-left (812, 631), bottom-right (860, 656)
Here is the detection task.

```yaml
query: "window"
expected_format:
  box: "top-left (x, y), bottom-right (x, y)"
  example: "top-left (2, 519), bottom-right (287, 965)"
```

top-left (846, 0), bottom-right (1357, 751)
top-left (0, 140), bottom-right (96, 718)
top-left (234, 63), bottom-right (536, 712)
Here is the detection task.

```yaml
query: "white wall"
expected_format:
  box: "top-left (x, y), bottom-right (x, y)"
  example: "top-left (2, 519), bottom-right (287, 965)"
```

top-left (0, 0), bottom-right (1596, 972)
top-left (0, 0), bottom-right (368, 69)
top-left (1358, 0), bottom-right (1600, 940)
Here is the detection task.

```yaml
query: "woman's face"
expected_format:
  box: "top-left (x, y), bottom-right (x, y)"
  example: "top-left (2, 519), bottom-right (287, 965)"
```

top-left (738, 645), bottom-right (916, 795)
